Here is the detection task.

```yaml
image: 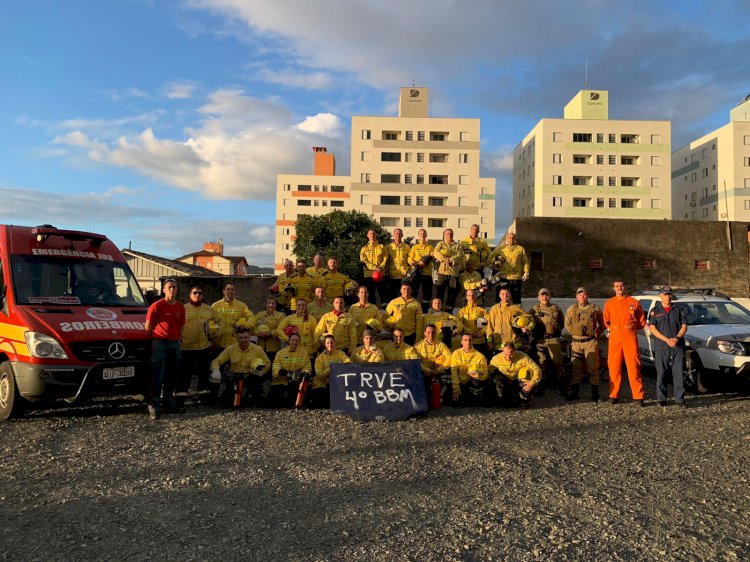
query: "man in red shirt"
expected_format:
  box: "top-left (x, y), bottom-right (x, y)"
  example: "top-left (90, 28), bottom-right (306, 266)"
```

top-left (145, 278), bottom-right (186, 419)
top-left (603, 280), bottom-right (646, 405)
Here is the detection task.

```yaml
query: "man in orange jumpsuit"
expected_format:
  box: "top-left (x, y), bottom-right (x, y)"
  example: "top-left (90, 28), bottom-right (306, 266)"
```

top-left (603, 280), bottom-right (646, 405)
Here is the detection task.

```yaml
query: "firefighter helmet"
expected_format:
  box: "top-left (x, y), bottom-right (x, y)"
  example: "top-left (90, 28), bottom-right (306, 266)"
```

top-left (371, 269), bottom-right (384, 283)
top-left (283, 325), bottom-right (299, 338)
top-left (475, 317), bottom-right (488, 329)
top-left (517, 366), bottom-right (533, 381)
top-left (255, 324), bottom-right (271, 337)
top-left (365, 318), bottom-right (382, 332)
top-left (270, 284), bottom-right (280, 294)
top-left (344, 281), bottom-right (358, 295)
top-left (250, 358), bottom-right (266, 372)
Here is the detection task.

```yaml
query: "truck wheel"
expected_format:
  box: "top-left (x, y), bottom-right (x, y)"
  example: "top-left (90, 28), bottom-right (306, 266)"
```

top-left (0, 361), bottom-right (23, 420)
top-left (685, 352), bottom-right (709, 394)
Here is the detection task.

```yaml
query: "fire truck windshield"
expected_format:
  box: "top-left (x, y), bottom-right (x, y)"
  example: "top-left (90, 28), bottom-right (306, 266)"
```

top-left (11, 255), bottom-right (147, 307)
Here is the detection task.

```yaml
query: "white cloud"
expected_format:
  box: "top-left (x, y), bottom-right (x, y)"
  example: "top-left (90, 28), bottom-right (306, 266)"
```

top-left (296, 113), bottom-right (343, 135)
top-left (248, 226), bottom-right (272, 239)
top-left (254, 66), bottom-right (331, 90)
top-left (163, 81), bottom-right (199, 99)
top-left (481, 145), bottom-right (515, 174)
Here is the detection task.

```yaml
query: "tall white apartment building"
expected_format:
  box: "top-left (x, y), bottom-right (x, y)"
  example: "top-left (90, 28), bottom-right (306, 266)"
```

top-left (275, 87), bottom-right (496, 271)
top-left (512, 90), bottom-right (672, 220)
top-left (671, 95), bottom-right (750, 220)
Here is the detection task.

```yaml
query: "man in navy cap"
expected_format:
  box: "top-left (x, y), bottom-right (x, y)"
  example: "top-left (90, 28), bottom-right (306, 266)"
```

top-left (647, 286), bottom-right (688, 407)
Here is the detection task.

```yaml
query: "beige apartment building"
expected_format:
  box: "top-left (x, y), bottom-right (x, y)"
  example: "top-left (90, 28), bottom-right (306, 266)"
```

top-left (671, 96), bottom-right (750, 221)
top-left (513, 90), bottom-right (672, 220)
top-left (275, 87), bottom-right (496, 271)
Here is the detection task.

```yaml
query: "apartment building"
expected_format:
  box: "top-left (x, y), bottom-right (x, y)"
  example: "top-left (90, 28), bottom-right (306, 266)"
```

top-left (275, 87), bottom-right (496, 271)
top-left (671, 95), bottom-right (750, 221)
top-left (513, 90), bottom-right (672, 220)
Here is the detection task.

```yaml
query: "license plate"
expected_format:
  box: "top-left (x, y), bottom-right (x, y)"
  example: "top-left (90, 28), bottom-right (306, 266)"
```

top-left (103, 366), bottom-right (135, 380)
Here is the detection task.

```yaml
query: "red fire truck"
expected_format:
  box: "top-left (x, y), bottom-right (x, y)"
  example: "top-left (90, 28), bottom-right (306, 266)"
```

top-left (0, 224), bottom-right (150, 419)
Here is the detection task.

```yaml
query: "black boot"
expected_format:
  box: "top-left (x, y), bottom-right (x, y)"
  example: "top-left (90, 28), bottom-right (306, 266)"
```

top-left (566, 383), bottom-right (580, 401)
top-left (590, 384), bottom-right (599, 403)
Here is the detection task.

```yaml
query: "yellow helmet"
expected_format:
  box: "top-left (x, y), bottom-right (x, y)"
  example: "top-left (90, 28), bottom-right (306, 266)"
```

top-left (208, 320), bottom-right (220, 331)
top-left (255, 324), bottom-right (271, 337)
top-left (512, 315), bottom-right (530, 328)
top-left (435, 353), bottom-right (450, 367)
top-left (250, 358), bottom-right (266, 371)
top-left (517, 366), bottom-right (532, 380)
top-left (365, 318), bottom-right (382, 332)
top-left (467, 362), bottom-right (482, 377)
top-left (475, 317), bottom-right (487, 329)
top-left (344, 281), bottom-right (358, 295)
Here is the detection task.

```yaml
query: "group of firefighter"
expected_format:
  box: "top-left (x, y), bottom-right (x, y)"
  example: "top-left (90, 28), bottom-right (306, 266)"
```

top-left (180, 225), bottom-right (606, 412)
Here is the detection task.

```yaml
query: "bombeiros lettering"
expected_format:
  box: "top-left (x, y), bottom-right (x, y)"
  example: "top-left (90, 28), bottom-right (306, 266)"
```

top-left (60, 320), bottom-right (144, 332)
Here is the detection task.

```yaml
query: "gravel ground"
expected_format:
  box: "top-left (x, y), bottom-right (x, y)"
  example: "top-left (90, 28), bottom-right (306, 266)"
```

top-left (1, 379), bottom-right (749, 562)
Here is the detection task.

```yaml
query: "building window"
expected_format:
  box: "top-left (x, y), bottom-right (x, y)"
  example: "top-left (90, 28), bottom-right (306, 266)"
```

top-left (381, 174), bottom-right (400, 183)
top-left (702, 187), bottom-right (709, 197)
top-left (596, 176), bottom-right (604, 186)
top-left (573, 133), bottom-right (592, 142)
top-left (404, 217), bottom-right (412, 227)
top-left (361, 130), bottom-right (371, 140)
top-left (416, 196), bottom-right (424, 206)
top-left (380, 217), bottom-right (399, 227)
top-left (552, 175), bottom-right (562, 185)
top-left (430, 153), bottom-right (449, 163)
top-left (404, 174), bottom-right (412, 184)
top-left (460, 132), bottom-right (470, 141)
top-left (459, 175), bottom-right (468, 185)
top-left (417, 131), bottom-right (425, 141)
top-left (651, 199), bottom-right (661, 209)
top-left (702, 168), bottom-right (709, 178)
top-left (620, 134), bottom-right (639, 144)
top-left (361, 173), bottom-right (370, 183)
top-left (651, 177), bottom-right (661, 188)
top-left (651, 134), bottom-right (661, 144)
top-left (381, 152), bottom-right (401, 162)
top-left (330, 201), bottom-right (344, 208)
top-left (360, 195), bottom-right (370, 204)
top-left (744, 200), bottom-right (750, 210)
top-left (573, 198), bottom-right (588, 207)
top-left (283, 183), bottom-right (291, 191)
top-left (621, 156), bottom-right (637, 165)
top-left (553, 153), bottom-right (562, 163)
top-left (597, 198), bottom-right (604, 208)
top-left (745, 178), bottom-right (750, 188)
top-left (404, 196), bottom-right (412, 205)
top-left (297, 200), bottom-right (311, 206)
top-left (405, 131), bottom-right (413, 141)
top-left (430, 132), bottom-right (447, 141)
top-left (596, 133), bottom-right (604, 143)
top-left (596, 155), bottom-right (604, 165)
top-left (621, 199), bottom-right (637, 209)
top-left (428, 197), bottom-right (446, 206)
top-left (695, 260), bottom-right (710, 270)
top-left (621, 178), bottom-right (637, 187)
top-left (428, 218), bottom-right (446, 228)
top-left (702, 208), bottom-right (709, 218)
top-left (553, 132), bottom-right (562, 142)
top-left (573, 176), bottom-right (590, 186)
top-left (416, 175), bottom-right (424, 184)
top-left (297, 184), bottom-right (312, 192)
top-left (383, 131), bottom-right (399, 140)
top-left (416, 218), bottom-right (423, 227)
top-left (608, 155), bottom-right (616, 165)
top-left (404, 153), bottom-right (412, 162)
top-left (417, 153), bottom-right (424, 163)
top-left (744, 157), bottom-right (750, 167)
top-left (609, 176), bottom-right (616, 187)
top-left (573, 155), bottom-right (588, 164)
top-left (459, 153), bottom-right (469, 163)
top-left (380, 196), bottom-right (400, 205)
top-left (608, 134), bottom-right (616, 143)
top-left (458, 218), bottom-right (467, 228)
top-left (552, 197), bottom-right (562, 207)
top-left (429, 175), bottom-right (448, 184)
top-left (458, 196), bottom-right (468, 207)
top-left (743, 135), bottom-right (750, 145)
top-left (609, 198), bottom-right (616, 208)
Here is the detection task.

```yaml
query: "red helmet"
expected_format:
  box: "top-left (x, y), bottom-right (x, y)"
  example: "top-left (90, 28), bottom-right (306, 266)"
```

top-left (371, 269), bottom-right (384, 283)
top-left (283, 325), bottom-right (299, 338)
top-left (270, 284), bottom-right (280, 294)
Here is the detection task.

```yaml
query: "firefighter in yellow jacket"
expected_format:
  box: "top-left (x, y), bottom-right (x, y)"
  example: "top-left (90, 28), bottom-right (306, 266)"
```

top-left (457, 289), bottom-right (488, 355)
top-left (321, 258), bottom-right (356, 302)
top-left (386, 228), bottom-right (411, 301)
top-left (287, 259), bottom-right (316, 305)
top-left (210, 328), bottom-right (270, 407)
top-left (485, 287), bottom-right (529, 351)
top-left (433, 228), bottom-right (465, 310)
top-left (312, 334), bottom-right (351, 409)
top-left (211, 282), bottom-right (253, 350)
top-left (314, 296), bottom-right (357, 353)
top-left (359, 229), bottom-right (388, 305)
top-left (487, 232), bottom-right (529, 305)
top-left (273, 259), bottom-right (296, 313)
top-left (350, 329), bottom-right (386, 363)
top-left (382, 328), bottom-right (420, 361)
top-left (178, 285), bottom-right (223, 407)
top-left (414, 324), bottom-right (452, 400)
top-left (407, 228), bottom-right (435, 304)
top-left (277, 299), bottom-right (318, 359)
top-left (490, 341), bottom-right (542, 409)
top-left (384, 283), bottom-right (424, 345)
top-left (348, 286), bottom-right (381, 343)
top-left (270, 332), bottom-right (311, 408)
top-left (461, 224), bottom-right (490, 270)
top-left (422, 297), bottom-right (462, 346)
top-left (450, 334), bottom-right (489, 406)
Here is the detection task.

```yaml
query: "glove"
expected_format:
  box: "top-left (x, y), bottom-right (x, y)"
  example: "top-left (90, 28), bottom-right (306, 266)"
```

top-left (210, 369), bottom-right (221, 384)
top-left (522, 273), bottom-right (529, 282)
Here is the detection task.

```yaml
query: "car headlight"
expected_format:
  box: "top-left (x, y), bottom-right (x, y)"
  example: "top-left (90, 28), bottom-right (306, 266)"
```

top-left (716, 339), bottom-right (745, 356)
top-left (24, 332), bottom-right (69, 359)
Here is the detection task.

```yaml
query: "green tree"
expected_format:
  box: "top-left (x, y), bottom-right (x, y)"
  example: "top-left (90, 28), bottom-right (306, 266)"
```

top-left (293, 210), bottom-right (392, 280)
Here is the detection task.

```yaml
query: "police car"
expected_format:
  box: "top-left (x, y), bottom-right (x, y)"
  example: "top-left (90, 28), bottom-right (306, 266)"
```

top-left (633, 289), bottom-right (750, 393)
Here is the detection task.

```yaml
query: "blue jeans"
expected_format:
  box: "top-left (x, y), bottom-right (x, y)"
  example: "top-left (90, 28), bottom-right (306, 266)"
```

top-left (150, 339), bottom-right (181, 410)
top-left (655, 346), bottom-right (685, 403)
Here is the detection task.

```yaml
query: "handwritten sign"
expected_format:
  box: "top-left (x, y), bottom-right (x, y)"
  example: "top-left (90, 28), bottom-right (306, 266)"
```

top-left (330, 359), bottom-right (427, 421)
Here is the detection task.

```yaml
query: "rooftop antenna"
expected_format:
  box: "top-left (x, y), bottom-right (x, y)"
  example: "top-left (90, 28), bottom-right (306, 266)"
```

top-left (585, 59), bottom-right (589, 89)
top-left (412, 53), bottom-right (416, 86)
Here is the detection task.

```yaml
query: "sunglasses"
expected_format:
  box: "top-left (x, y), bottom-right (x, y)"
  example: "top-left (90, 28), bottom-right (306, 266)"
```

top-left (191, 291), bottom-right (203, 295)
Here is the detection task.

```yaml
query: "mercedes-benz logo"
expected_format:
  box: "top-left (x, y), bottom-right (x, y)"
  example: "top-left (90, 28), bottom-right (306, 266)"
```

top-left (108, 342), bottom-right (126, 360)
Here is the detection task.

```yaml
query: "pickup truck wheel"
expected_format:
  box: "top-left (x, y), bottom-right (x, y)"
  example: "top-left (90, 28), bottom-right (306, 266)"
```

top-left (0, 361), bottom-right (23, 420)
top-left (685, 352), bottom-right (709, 394)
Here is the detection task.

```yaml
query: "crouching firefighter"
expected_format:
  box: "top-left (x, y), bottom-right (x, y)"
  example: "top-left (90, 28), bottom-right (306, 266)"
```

top-left (210, 327), bottom-right (271, 407)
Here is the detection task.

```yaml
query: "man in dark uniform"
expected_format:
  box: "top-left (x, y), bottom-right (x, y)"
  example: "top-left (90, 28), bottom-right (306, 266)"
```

top-left (648, 286), bottom-right (688, 407)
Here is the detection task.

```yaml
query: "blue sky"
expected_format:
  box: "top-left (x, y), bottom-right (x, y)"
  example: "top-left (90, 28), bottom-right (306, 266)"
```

top-left (2, 0), bottom-right (749, 266)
